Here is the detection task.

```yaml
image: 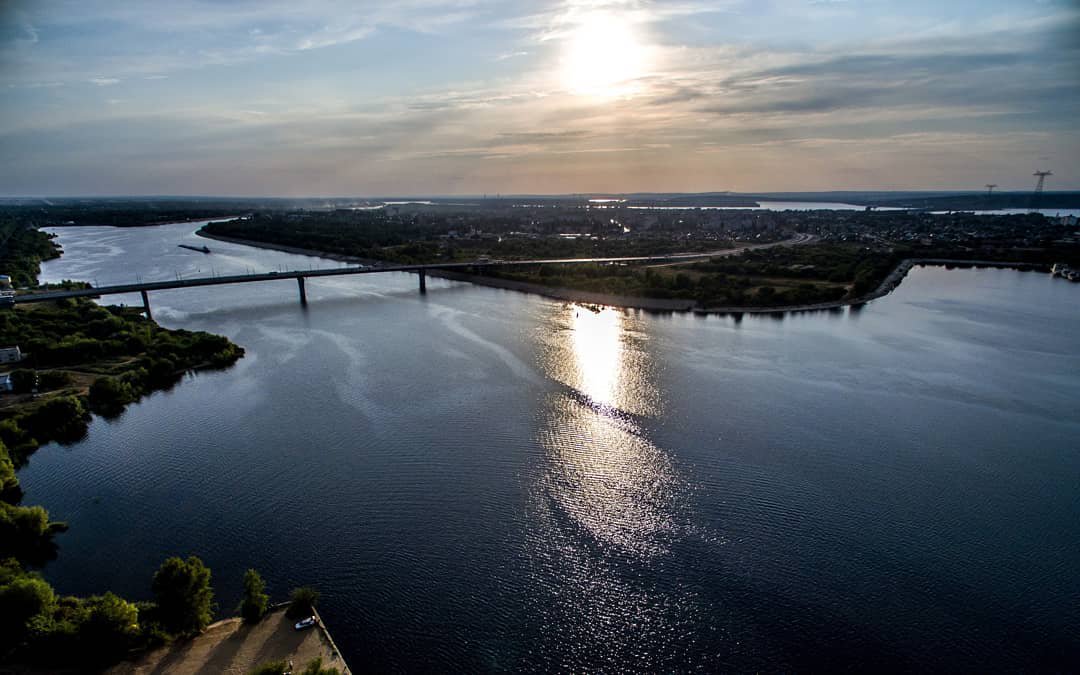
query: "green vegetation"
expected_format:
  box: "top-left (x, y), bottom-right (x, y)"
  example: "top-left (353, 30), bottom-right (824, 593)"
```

top-left (202, 206), bottom-right (1080, 310)
top-left (0, 499), bottom-right (68, 567)
top-left (0, 552), bottom-right (218, 665)
top-left (480, 243), bottom-right (889, 307)
top-left (286, 586), bottom-right (321, 619)
top-left (0, 223), bottom-right (61, 288)
top-left (0, 201), bottom-right (248, 228)
top-left (250, 657), bottom-right (341, 675)
top-left (0, 219), bottom-right (249, 669)
top-left (0, 299), bottom-right (244, 464)
top-left (151, 556), bottom-right (215, 636)
top-left (202, 212), bottom-right (730, 264)
top-left (239, 568), bottom-right (270, 623)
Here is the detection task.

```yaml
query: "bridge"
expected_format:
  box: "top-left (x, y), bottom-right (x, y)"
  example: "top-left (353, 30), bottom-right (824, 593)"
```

top-left (11, 235), bottom-right (813, 317)
top-left (8, 255), bottom-right (708, 318)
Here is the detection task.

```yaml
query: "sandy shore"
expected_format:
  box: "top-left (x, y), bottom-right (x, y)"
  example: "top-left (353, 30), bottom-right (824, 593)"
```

top-left (195, 229), bottom-right (1044, 315)
top-left (104, 606), bottom-right (350, 675)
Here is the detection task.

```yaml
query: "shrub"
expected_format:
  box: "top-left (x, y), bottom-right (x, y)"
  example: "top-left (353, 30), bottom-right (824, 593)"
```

top-left (300, 657), bottom-right (340, 675)
top-left (286, 586), bottom-right (320, 619)
top-left (239, 568), bottom-right (269, 623)
top-left (89, 376), bottom-right (137, 413)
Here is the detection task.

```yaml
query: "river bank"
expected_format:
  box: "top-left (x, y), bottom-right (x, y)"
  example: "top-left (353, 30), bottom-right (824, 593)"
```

top-left (197, 229), bottom-right (1048, 314)
top-left (105, 605), bottom-right (351, 675)
top-left (0, 226), bottom-right (250, 669)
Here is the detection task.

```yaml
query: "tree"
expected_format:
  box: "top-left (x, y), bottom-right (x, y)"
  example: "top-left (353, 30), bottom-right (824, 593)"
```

top-left (78, 592), bottom-right (140, 661)
top-left (239, 568), bottom-right (269, 623)
top-left (88, 376), bottom-right (137, 414)
top-left (0, 501), bottom-right (66, 566)
top-left (286, 586), bottom-right (320, 619)
top-left (151, 556), bottom-right (214, 635)
top-left (248, 662), bottom-right (287, 675)
top-left (0, 574), bottom-right (57, 646)
top-left (0, 440), bottom-right (22, 503)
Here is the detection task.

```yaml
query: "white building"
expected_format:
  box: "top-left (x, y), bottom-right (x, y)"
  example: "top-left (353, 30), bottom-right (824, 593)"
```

top-left (0, 374), bottom-right (11, 393)
top-left (0, 347), bottom-right (22, 364)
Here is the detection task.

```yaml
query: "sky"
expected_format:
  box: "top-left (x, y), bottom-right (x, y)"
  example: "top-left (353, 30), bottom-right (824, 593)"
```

top-left (1, 0), bottom-right (1078, 196)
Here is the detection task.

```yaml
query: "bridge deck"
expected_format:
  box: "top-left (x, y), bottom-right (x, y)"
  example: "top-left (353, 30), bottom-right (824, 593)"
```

top-left (12, 254), bottom-right (707, 304)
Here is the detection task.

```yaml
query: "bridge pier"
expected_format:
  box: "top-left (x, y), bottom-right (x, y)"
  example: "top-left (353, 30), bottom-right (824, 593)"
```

top-left (297, 277), bottom-right (307, 306)
top-left (418, 269), bottom-right (426, 294)
top-left (140, 290), bottom-right (152, 320)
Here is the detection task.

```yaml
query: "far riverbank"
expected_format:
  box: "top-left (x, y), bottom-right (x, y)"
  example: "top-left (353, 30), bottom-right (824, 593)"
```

top-left (196, 229), bottom-right (1049, 314)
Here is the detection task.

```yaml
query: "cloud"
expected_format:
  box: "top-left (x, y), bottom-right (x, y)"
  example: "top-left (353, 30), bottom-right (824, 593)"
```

top-left (1, 0), bottom-right (1077, 194)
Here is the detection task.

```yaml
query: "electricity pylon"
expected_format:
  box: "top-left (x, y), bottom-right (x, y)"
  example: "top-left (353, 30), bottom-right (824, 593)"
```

top-left (1031, 171), bottom-right (1051, 211)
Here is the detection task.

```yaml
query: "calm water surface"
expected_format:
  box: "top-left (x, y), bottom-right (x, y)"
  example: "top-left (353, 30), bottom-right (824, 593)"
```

top-left (20, 222), bottom-right (1080, 672)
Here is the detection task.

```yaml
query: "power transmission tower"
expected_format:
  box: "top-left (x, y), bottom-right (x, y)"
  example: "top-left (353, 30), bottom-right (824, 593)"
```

top-left (1031, 170), bottom-right (1052, 211)
top-left (984, 184), bottom-right (997, 197)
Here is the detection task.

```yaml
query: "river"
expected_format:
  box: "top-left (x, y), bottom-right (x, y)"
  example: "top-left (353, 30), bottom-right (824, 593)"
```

top-left (19, 221), bottom-right (1080, 671)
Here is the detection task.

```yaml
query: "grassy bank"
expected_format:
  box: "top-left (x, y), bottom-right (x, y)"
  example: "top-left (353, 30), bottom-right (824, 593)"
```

top-left (0, 221), bottom-right (248, 668)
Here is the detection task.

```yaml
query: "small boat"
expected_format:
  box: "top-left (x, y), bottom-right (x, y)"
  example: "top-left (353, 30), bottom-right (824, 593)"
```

top-left (178, 244), bottom-right (211, 254)
top-left (294, 616), bottom-right (317, 631)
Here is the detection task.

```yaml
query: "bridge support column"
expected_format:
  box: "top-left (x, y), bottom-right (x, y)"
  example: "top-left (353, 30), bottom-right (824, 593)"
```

top-left (297, 277), bottom-right (307, 306)
top-left (140, 290), bottom-right (152, 320)
top-left (418, 269), bottom-right (426, 294)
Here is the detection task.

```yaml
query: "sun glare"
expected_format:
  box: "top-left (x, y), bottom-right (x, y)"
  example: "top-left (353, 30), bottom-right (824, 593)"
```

top-left (560, 12), bottom-right (646, 98)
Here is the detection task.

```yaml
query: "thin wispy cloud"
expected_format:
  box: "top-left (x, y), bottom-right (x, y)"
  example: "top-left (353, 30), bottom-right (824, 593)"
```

top-left (0, 0), bottom-right (1076, 195)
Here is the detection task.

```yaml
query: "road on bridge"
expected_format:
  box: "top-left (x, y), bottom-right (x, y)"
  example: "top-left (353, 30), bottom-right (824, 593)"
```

top-left (11, 233), bottom-right (816, 306)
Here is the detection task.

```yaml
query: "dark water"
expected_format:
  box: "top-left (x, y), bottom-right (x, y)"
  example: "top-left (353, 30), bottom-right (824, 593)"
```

top-left (20, 222), bottom-right (1080, 672)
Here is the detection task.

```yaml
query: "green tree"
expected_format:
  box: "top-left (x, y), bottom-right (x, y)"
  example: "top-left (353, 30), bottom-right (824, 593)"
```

top-left (0, 501), bottom-right (66, 566)
top-left (88, 376), bottom-right (137, 413)
top-left (239, 568), bottom-right (269, 623)
top-left (78, 592), bottom-right (140, 660)
top-left (0, 574), bottom-right (57, 646)
top-left (151, 555), bottom-right (214, 635)
top-left (286, 586), bottom-right (320, 619)
top-left (0, 440), bottom-right (21, 503)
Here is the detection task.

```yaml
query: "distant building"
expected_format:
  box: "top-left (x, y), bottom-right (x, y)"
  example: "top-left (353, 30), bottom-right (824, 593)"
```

top-left (0, 275), bottom-right (10, 289)
top-left (0, 346), bottom-right (22, 364)
top-left (0, 373), bottom-right (11, 393)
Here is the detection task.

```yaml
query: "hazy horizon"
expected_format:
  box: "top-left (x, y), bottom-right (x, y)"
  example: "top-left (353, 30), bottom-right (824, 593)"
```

top-left (2, 0), bottom-right (1078, 196)
top-left (4, 189), bottom-right (1080, 201)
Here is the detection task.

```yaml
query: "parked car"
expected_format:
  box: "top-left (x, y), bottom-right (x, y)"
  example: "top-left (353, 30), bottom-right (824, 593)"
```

top-left (294, 616), bottom-right (317, 631)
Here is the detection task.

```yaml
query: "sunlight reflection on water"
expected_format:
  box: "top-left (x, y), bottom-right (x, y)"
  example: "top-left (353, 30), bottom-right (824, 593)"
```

top-left (525, 303), bottom-right (701, 667)
top-left (536, 304), bottom-right (682, 557)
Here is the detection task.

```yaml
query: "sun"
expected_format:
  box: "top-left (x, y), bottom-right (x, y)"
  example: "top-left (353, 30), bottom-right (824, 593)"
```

top-left (560, 12), bottom-right (646, 99)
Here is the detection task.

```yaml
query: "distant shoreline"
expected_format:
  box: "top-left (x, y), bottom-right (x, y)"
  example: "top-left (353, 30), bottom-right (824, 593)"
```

top-left (195, 229), bottom-right (1047, 314)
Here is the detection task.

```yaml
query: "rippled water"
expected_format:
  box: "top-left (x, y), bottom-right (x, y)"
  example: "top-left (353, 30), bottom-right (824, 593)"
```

top-left (18, 222), bottom-right (1080, 671)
